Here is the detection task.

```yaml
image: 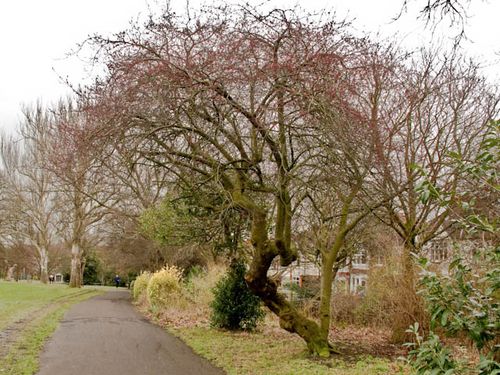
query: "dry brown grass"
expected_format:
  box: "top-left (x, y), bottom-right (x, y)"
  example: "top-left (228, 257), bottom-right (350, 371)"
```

top-left (323, 256), bottom-right (428, 343)
top-left (137, 262), bottom-right (226, 328)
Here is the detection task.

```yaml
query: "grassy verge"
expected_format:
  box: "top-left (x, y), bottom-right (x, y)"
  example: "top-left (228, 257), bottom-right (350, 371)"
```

top-left (0, 281), bottom-right (91, 330)
top-left (0, 282), bottom-right (102, 375)
top-left (135, 265), bottom-right (411, 375)
top-left (169, 326), bottom-right (410, 375)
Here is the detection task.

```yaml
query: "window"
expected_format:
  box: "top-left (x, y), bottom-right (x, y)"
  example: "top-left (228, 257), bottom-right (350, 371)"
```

top-left (352, 251), bottom-right (368, 265)
top-left (430, 241), bottom-right (448, 262)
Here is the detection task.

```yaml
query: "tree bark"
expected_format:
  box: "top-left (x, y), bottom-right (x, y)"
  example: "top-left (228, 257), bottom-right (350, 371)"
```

top-left (69, 243), bottom-right (82, 288)
top-left (39, 247), bottom-right (49, 284)
top-left (239, 196), bottom-right (333, 357)
top-left (392, 240), bottom-right (426, 342)
top-left (319, 256), bottom-right (336, 341)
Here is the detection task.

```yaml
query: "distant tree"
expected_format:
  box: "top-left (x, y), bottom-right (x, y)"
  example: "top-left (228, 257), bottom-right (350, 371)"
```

top-left (370, 50), bottom-right (498, 338)
top-left (0, 106), bottom-right (60, 283)
top-left (48, 101), bottom-right (117, 288)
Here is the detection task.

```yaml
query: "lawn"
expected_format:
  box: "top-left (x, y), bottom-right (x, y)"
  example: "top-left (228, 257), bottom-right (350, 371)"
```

top-left (135, 267), bottom-right (412, 375)
top-left (170, 326), bottom-right (410, 375)
top-left (0, 281), bottom-right (94, 330)
top-left (0, 281), bottom-right (103, 375)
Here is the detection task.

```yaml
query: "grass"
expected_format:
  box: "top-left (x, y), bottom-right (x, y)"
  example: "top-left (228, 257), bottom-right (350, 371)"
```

top-left (136, 265), bottom-right (410, 374)
top-left (0, 281), bottom-right (103, 375)
top-left (170, 326), bottom-right (411, 375)
top-left (0, 281), bottom-right (92, 330)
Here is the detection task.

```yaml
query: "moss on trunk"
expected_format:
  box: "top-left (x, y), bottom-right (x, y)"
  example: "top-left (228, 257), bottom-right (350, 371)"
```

top-left (242, 202), bottom-right (333, 356)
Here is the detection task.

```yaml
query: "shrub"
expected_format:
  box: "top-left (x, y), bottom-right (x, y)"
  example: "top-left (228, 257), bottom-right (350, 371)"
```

top-left (405, 323), bottom-right (460, 374)
top-left (147, 265), bottom-right (183, 308)
top-left (330, 291), bottom-right (362, 325)
top-left (133, 271), bottom-right (152, 300)
top-left (345, 256), bottom-right (428, 342)
top-left (182, 264), bottom-right (223, 303)
top-left (210, 259), bottom-right (264, 331)
top-left (406, 120), bottom-right (500, 372)
top-left (150, 263), bottom-right (226, 327)
top-left (328, 256), bottom-right (425, 337)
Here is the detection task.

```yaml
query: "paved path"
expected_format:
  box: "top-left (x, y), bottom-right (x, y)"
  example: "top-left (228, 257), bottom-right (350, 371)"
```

top-left (37, 290), bottom-right (225, 375)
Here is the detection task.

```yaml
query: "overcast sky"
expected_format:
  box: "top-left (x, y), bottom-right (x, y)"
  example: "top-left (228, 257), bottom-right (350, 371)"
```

top-left (1, 0), bottom-right (498, 133)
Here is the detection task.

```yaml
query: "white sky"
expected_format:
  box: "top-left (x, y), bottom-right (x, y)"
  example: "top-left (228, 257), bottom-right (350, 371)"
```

top-left (1, 0), bottom-right (499, 133)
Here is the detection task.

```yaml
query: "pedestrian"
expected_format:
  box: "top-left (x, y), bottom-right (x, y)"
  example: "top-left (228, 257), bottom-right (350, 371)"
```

top-left (114, 274), bottom-right (121, 288)
top-left (49, 274), bottom-right (55, 284)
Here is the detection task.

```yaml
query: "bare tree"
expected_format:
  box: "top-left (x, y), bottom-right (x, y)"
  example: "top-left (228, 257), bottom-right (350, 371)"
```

top-left (79, 5), bottom-right (367, 355)
top-left (365, 48), bottom-right (498, 337)
top-left (0, 106), bottom-right (60, 283)
top-left (398, 0), bottom-right (478, 42)
top-left (48, 100), bottom-right (118, 287)
top-left (70, 4), bottom-right (498, 355)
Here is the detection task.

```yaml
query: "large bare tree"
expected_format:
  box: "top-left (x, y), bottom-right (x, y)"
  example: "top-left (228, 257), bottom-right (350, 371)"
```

top-left (79, 6), bottom-right (368, 355)
top-left (0, 106), bottom-right (60, 283)
top-left (71, 4), bottom-right (498, 355)
top-left (48, 101), bottom-right (118, 287)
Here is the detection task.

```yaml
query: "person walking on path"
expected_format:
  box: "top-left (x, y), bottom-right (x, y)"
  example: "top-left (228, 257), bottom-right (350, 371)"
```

top-left (114, 275), bottom-right (121, 288)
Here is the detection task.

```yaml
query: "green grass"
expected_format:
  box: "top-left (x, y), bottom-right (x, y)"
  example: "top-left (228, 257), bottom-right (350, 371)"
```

top-left (171, 326), bottom-right (411, 375)
top-left (0, 281), bottom-right (103, 375)
top-left (0, 281), bottom-right (93, 330)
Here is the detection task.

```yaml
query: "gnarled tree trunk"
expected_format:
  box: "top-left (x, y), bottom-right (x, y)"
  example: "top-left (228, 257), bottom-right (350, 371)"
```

top-left (239, 195), bottom-right (333, 357)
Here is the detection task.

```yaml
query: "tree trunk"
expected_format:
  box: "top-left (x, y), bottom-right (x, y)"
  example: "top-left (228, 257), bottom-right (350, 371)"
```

top-left (402, 242), bottom-right (416, 290)
top-left (245, 258), bottom-right (331, 357)
top-left (319, 256), bottom-right (335, 341)
top-left (318, 228), bottom-right (346, 342)
top-left (319, 262), bottom-right (340, 343)
top-left (80, 257), bottom-right (86, 286)
top-left (39, 247), bottom-right (49, 284)
top-left (243, 206), bottom-right (333, 357)
top-left (69, 243), bottom-right (82, 288)
top-left (392, 241), bottom-right (426, 342)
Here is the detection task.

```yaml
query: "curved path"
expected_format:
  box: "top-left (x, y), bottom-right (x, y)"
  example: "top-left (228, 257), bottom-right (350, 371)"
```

top-left (37, 290), bottom-right (225, 375)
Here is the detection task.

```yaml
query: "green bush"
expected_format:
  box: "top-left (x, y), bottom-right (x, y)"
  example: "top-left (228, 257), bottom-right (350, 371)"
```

top-left (147, 265), bottom-right (183, 308)
top-left (210, 259), bottom-right (264, 331)
top-left (133, 271), bottom-right (152, 300)
top-left (82, 253), bottom-right (101, 285)
top-left (407, 120), bottom-right (500, 372)
top-left (405, 323), bottom-right (460, 375)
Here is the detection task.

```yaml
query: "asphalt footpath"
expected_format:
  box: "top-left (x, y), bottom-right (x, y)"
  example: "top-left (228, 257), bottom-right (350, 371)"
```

top-left (37, 290), bottom-right (225, 375)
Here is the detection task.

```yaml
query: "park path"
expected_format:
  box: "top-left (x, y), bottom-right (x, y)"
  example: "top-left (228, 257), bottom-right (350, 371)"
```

top-left (37, 290), bottom-right (225, 375)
